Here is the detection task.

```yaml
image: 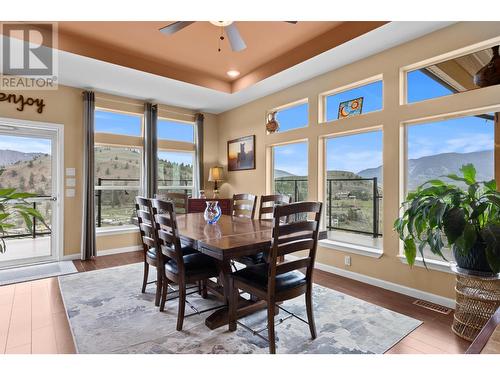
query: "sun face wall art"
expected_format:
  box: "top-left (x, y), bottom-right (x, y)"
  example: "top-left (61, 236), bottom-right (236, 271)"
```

top-left (338, 97), bottom-right (364, 119)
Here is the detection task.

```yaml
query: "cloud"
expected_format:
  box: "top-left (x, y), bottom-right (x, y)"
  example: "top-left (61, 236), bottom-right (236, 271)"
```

top-left (0, 136), bottom-right (51, 154)
top-left (408, 133), bottom-right (493, 159)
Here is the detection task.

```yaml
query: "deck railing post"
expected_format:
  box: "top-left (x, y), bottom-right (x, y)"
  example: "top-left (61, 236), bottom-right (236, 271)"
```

top-left (328, 179), bottom-right (332, 230)
top-left (97, 178), bottom-right (102, 228)
top-left (32, 201), bottom-right (36, 239)
top-left (373, 177), bottom-right (379, 238)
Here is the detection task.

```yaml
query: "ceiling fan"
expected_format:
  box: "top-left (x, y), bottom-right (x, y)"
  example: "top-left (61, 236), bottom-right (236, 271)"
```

top-left (159, 21), bottom-right (297, 52)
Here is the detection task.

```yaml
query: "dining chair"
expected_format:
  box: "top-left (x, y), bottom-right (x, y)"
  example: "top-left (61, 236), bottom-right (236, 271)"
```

top-left (228, 201), bottom-right (323, 354)
top-left (155, 192), bottom-right (188, 214)
top-left (258, 194), bottom-right (291, 221)
top-left (232, 193), bottom-right (257, 219)
top-left (238, 194), bottom-right (292, 267)
top-left (151, 198), bottom-right (220, 331)
top-left (135, 196), bottom-right (163, 306)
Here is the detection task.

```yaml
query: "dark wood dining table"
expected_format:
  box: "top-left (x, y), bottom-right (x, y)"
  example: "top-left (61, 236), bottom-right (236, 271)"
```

top-left (175, 212), bottom-right (327, 330)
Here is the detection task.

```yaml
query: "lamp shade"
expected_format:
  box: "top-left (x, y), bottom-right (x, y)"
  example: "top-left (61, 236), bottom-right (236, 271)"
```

top-left (208, 166), bottom-right (224, 182)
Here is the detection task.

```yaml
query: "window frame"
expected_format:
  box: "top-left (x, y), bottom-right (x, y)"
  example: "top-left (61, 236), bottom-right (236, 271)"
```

top-left (399, 105), bottom-right (500, 267)
top-left (320, 126), bottom-right (384, 254)
top-left (94, 107), bottom-right (144, 138)
top-left (319, 74), bottom-right (384, 124)
top-left (269, 139), bottom-right (309, 202)
top-left (94, 145), bottom-right (143, 230)
top-left (266, 98), bottom-right (309, 135)
top-left (400, 36), bottom-right (500, 106)
top-left (157, 116), bottom-right (195, 143)
top-left (94, 108), bottom-right (145, 233)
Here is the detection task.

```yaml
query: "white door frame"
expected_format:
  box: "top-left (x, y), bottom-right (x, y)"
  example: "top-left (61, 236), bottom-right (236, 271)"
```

top-left (0, 116), bottom-right (64, 268)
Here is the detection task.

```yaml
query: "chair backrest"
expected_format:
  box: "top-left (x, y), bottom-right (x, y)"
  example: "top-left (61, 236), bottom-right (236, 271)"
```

top-left (466, 306), bottom-right (500, 354)
top-left (155, 192), bottom-right (188, 214)
top-left (268, 201), bottom-right (322, 291)
top-left (151, 198), bottom-right (185, 270)
top-left (135, 196), bottom-right (156, 254)
top-left (258, 194), bottom-right (291, 220)
top-left (232, 193), bottom-right (257, 219)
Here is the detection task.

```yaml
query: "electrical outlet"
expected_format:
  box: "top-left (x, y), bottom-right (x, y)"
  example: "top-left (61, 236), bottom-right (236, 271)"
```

top-left (344, 256), bottom-right (351, 267)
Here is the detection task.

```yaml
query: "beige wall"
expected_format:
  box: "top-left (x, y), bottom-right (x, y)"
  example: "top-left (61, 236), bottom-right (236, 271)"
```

top-left (215, 22), bottom-right (500, 299)
top-left (0, 85), bottom-right (84, 256)
top-left (0, 86), bottom-right (217, 257)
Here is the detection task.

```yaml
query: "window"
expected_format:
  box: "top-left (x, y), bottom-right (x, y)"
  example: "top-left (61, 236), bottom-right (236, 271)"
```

top-left (406, 44), bottom-right (500, 104)
top-left (325, 131), bottom-right (383, 249)
top-left (95, 109), bottom-right (142, 136)
top-left (158, 118), bottom-right (194, 143)
top-left (94, 146), bottom-right (142, 228)
top-left (157, 151), bottom-right (194, 196)
top-left (324, 79), bottom-right (383, 122)
top-left (272, 142), bottom-right (308, 202)
top-left (405, 112), bottom-right (495, 262)
top-left (270, 101), bottom-right (308, 133)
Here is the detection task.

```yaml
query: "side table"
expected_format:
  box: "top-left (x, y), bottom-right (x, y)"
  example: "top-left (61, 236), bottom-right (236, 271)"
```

top-left (451, 264), bottom-right (500, 341)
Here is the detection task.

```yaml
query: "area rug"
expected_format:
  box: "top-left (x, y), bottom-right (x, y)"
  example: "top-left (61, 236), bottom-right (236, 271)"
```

top-left (58, 263), bottom-right (421, 354)
top-left (0, 261), bottom-right (77, 286)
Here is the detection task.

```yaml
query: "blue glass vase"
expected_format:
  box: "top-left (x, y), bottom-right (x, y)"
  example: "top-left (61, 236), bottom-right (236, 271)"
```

top-left (204, 201), bottom-right (221, 224)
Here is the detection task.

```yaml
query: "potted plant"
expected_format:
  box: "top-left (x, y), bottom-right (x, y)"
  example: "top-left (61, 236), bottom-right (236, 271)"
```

top-left (394, 164), bottom-right (500, 274)
top-left (0, 188), bottom-right (45, 253)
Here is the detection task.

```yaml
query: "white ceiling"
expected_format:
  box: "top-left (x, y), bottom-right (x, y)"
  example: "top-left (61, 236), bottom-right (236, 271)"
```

top-left (2, 21), bottom-right (454, 114)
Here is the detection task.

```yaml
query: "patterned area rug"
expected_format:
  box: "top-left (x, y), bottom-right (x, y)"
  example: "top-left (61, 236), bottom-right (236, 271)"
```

top-left (58, 263), bottom-right (421, 354)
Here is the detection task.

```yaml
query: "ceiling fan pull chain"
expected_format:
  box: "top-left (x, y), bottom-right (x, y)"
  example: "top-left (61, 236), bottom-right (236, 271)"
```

top-left (218, 26), bottom-right (224, 52)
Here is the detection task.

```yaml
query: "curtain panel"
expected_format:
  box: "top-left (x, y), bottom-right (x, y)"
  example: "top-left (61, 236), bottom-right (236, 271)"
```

top-left (194, 113), bottom-right (204, 197)
top-left (143, 103), bottom-right (158, 198)
top-left (81, 91), bottom-right (96, 260)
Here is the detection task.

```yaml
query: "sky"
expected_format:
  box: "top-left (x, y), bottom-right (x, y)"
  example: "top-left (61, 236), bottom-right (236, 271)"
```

top-left (0, 135), bottom-right (51, 154)
top-left (273, 70), bottom-right (494, 176)
top-left (95, 110), bottom-right (194, 142)
top-left (274, 142), bottom-right (308, 176)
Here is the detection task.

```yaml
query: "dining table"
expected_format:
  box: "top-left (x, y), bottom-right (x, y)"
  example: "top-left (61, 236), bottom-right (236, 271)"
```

top-left (175, 212), bottom-right (327, 330)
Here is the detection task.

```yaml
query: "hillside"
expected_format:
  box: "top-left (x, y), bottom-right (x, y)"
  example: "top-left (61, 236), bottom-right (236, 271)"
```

top-left (0, 153), bottom-right (51, 195)
top-left (0, 150), bottom-right (45, 167)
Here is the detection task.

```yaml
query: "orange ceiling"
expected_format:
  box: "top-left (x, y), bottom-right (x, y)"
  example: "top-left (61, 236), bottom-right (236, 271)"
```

top-left (3, 21), bottom-right (388, 93)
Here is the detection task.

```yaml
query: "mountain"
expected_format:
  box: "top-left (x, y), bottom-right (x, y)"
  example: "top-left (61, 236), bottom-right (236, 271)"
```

top-left (274, 169), bottom-right (296, 179)
top-left (357, 150), bottom-right (493, 189)
top-left (0, 150), bottom-right (45, 167)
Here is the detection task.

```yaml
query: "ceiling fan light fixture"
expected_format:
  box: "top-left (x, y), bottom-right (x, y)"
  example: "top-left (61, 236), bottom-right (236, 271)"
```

top-left (209, 21), bottom-right (233, 27)
top-left (226, 70), bottom-right (240, 78)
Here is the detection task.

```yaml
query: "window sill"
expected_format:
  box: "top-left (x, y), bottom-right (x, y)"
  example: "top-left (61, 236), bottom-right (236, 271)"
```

top-left (96, 226), bottom-right (139, 237)
top-left (319, 239), bottom-right (383, 258)
top-left (397, 255), bottom-right (453, 274)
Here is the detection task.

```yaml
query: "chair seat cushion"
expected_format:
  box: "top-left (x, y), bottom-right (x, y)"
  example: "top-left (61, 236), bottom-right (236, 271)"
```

top-left (165, 253), bottom-right (218, 277)
top-left (146, 245), bottom-right (197, 260)
top-left (237, 252), bottom-right (266, 266)
top-left (232, 263), bottom-right (306, 292)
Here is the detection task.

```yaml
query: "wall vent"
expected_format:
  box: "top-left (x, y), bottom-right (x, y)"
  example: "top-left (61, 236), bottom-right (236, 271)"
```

top-left (413, 299), bottom-right (452, 314)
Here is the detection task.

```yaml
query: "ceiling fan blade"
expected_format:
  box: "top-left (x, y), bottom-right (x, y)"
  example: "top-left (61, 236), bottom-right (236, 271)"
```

top-left (159, 21), bottom-right (195, 35)
top-left (224, 23), bottom-right (246, 52)
top-left (285, 21), bottom-right (298, 24)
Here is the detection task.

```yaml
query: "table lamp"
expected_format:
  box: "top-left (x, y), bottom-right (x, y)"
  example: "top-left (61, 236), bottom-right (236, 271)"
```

top-left (208, 166), bottom-right (224, 198)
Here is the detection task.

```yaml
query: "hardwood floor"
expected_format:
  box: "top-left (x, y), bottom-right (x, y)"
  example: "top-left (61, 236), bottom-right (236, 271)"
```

top-left (0, 251), bottom-right (469, 354)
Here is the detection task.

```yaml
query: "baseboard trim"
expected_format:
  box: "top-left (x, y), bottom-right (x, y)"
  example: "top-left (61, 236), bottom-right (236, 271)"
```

top-left (62, 246), bottom-right (141, 261)
top-left (61, 254), bottom-right (80, 261)
top-left (287, 255), bottom-right (456, 309)
top-left (97, 246), bottom-right (142, 256)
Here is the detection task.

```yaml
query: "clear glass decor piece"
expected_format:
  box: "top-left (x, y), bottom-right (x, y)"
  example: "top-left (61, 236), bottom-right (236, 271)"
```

top-left (204, 201), bottom-right (221, 224)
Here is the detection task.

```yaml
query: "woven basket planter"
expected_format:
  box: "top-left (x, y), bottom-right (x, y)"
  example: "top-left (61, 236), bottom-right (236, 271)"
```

top-left (451, 267), bottom-right (500, 341)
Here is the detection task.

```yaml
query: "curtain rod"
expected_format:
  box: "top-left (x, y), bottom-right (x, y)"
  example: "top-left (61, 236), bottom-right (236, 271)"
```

top-left (94, 94), bottom-right (197, 119)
